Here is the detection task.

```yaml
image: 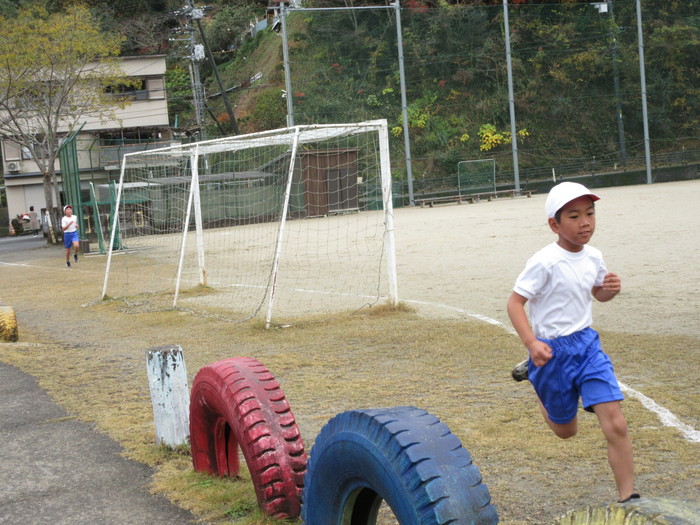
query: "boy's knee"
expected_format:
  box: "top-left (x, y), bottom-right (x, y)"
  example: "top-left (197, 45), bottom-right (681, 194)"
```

top-left (548, 418), bottom-right (578, 439)
top-left (554, 427), bottom-right (577, 439)
top-left (608, 415), bottom-right (629, 439)
top-left (594, 404), bottom-right (629, 439)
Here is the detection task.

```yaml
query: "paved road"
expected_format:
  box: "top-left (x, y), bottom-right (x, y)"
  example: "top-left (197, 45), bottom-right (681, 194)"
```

top-left (0, 235), bottom-right (197, 525)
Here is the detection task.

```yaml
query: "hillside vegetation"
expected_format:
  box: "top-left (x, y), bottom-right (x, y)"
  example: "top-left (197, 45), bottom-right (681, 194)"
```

top-left (3, 0), bottom-right (698, 184)
top-left (192, 1), bottom-right (700, 184)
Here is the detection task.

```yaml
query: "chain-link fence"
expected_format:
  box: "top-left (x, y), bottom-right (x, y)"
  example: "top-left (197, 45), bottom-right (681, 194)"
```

top-left (278, 1), bottom-right (698, 198)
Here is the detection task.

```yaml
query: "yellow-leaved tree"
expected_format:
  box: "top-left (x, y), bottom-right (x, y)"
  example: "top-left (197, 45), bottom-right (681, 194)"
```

top-left (478, 123), bottom-right (530, 152)
top-left (0, 5), bottom-right (134, 241)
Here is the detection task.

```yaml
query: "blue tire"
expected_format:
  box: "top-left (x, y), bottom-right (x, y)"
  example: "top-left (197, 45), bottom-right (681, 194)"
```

top-left (301, 406), bottom-right (498, 524)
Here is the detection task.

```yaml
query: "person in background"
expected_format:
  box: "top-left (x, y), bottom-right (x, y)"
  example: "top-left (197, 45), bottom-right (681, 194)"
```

top-left (61, 205), bottom-right (80, 268)
top-left (28, 206), bottom-right (40, 236)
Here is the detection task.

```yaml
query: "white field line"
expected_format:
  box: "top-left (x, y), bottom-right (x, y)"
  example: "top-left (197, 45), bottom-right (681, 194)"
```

top-left (618, 383), bottom-right (700, 443)
top-left (4, 257), bottom-right (697, 444)
top-left (0, 262), bottom-right (41, 268)
top-left (404, 298), bottom-right (700, 444)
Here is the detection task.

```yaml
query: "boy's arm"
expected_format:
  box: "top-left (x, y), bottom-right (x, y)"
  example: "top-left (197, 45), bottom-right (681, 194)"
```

top-left (507, 291), bottom-right (552, 367)
top-left (592, 272), bottom-right (621, 302)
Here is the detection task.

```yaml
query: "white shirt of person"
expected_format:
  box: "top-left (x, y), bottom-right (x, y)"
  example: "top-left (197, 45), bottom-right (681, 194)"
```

top-left (513, 242), bottom-right (607, 340)
top-left (61, 215), bottom-right (78, 233)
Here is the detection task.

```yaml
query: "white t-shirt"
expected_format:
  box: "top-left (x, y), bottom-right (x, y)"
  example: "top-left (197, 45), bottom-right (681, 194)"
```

top-left (513, 242), bottom-right (607, 339)
top-left (61, 215), bottom-right (78, 233)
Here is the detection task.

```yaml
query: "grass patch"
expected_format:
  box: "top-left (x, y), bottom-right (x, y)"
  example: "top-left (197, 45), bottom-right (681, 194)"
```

top-left (0, 257), bottom-right (698, 524)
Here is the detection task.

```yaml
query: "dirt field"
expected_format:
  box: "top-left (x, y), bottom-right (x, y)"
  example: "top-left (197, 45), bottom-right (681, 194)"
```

top-left (393, 179), bottom-right (700, 339)
top-left (1, 179), bottom-right (698, 523)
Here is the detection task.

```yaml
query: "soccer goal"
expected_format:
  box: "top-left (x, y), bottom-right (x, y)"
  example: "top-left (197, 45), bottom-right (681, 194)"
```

top-left (101, 120), bottom-right (398, 327)
top-left (457, 159), bottom-right (496, 195)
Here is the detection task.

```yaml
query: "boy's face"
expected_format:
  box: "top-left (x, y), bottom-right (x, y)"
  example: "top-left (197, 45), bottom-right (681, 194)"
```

top-left (548, 196), bottom-right (596, 252)
top-left (64, 207), bottom-right (72, 216)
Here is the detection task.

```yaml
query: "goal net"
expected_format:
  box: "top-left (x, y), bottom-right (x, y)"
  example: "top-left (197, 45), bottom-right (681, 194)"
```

top-left (101, 120), bottom-right (398, 326)
top-left (457, 159), bottom-right (496, 195)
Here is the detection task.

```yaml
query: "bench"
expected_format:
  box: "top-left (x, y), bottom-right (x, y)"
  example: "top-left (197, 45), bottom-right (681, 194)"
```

top-left (415, 194), bottom-right (476, 208)
top-left (415, 189), bottom-right (535, 208)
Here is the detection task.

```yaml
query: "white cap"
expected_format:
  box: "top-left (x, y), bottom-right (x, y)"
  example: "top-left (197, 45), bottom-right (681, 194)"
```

top-left (63, 205), bottom-right (72, 212)
top-left (545, 182), bottom-right (600, 218)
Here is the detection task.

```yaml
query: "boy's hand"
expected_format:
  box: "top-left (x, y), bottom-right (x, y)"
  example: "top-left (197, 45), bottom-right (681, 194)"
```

top-left (527, 339), bottom-right (552, 367)
top-left (593, 272), bottom-right (621, 302)
top-left (601, 272), bottom-right (621, 293)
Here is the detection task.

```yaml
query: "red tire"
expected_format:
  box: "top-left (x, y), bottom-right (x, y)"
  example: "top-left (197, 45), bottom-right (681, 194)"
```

top-left (189, 357), bottom-right (307, 519)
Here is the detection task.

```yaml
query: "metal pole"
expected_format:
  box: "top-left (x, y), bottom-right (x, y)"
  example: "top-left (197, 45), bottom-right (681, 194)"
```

top-left (636, 0), bottom-right (652, 184)
top-left (393, 1), bottom-right (415, 205)
top-left (281, 5), bottom-right (295, 128)
top-left (503, 0), bottom-right (521, 193)
top-left (279, 3), bottom-right (414, 203)
top-left (608, 1), bottom-right (626, 165)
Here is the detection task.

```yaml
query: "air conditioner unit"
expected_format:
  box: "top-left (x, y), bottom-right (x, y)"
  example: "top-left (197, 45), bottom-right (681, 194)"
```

top-left (7, 161), bottom-right (20, 173)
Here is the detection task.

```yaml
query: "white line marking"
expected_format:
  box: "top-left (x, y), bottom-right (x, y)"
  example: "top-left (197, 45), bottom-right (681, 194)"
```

top-left (4, 261), bottom-right (698, 444)
top-left (405, 298), bottom-right (700, 444)
top-left (619, 383), bottom-right (700, 443)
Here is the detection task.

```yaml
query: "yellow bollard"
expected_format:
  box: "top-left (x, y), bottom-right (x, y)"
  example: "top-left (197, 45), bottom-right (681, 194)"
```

top-left (0, 306), bottom-right (18, 342)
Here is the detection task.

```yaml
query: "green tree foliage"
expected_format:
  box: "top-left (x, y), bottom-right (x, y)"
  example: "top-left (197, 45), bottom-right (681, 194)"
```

top-left (0, 0), bottom-right (17, 18)
top-left (165, 63), bottom-right (194, 127)
top-left (205, 4), bottom-right (258, 53)
top-left (243, 88), bottom-right (286, 133)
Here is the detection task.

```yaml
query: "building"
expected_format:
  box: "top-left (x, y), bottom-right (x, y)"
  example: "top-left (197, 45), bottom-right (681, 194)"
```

top-left (1, 55), bottom-right (174, 232)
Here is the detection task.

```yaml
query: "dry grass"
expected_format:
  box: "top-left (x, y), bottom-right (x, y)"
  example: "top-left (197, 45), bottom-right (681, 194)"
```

top-left (0, 238), bottom-right (698, 523)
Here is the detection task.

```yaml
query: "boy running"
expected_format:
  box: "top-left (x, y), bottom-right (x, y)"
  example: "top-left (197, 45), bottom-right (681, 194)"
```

top-left (61, 205), bottom-right (80, 268)
top-left (507, 182), bottom-right (638, 503)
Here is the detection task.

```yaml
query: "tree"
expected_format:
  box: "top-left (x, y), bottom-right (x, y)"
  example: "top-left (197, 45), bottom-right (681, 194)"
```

top-left (0, 4), bottom-right (133, 241)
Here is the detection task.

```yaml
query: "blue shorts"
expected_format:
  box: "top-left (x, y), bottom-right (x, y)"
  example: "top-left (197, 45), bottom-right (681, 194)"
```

top-left (63, 230), bottom-right (79, 249)
top-left (528, 327), bottom-right (624, 424)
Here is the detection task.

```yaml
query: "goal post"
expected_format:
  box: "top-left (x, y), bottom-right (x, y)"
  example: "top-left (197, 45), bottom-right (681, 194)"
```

top-left (101, 120), bottom-right (398, 325)
top-left (457, 159), bottom-right (496, 195)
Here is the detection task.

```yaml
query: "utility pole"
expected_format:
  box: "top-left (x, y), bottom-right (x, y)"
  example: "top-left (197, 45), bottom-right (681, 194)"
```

top-left (177, 1), bottom-right (240, 137)
top-left (188, 1), bottom-right (240, 135)
top-left (189, 33), bottom-right (206, 140)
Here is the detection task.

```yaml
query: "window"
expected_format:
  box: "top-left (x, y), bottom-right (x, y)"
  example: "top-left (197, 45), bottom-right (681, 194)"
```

top-left (105, 79), bottom-right (146, 101)
top-left (2, 141), bottom-right (21, 161)
top-left (146, 78), bottom-right (165, 100)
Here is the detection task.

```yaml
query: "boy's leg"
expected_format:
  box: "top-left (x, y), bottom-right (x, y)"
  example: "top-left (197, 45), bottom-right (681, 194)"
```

top-left (73, 240), bottom-right (79, 262)
top-left (592, 400), bottom-right (634, 501)
top-left (537, 398), bottom-right (577, 438)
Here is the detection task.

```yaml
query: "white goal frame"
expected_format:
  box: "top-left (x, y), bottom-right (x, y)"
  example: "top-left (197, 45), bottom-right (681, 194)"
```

top-left (101, 120), bottom-right (398, 327)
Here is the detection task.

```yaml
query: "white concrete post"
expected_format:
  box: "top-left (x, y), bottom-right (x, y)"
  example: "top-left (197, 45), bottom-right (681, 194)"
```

top-left (146, 345), bottom-right (190, 447)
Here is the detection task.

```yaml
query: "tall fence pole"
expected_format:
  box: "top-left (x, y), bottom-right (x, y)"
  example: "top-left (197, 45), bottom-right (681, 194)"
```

top-left (636, 0), bottom-right (652, 184)
top-left (503, 0), bottom-right (521, 193)
top-left (279, 3), bottom-right (415, 204)
top-left (280, 5), bottom-right (295, 128)
top-left (393, 1), bottom-right (415, 205)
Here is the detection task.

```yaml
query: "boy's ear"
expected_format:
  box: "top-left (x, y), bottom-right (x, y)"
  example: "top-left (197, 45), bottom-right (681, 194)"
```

top-left (548, 217), bottom-right (559, 234)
